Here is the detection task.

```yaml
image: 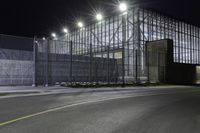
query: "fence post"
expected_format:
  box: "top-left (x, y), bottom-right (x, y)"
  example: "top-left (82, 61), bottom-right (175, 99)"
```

top-left (107, 46), bottom-right (110, 85)
top-left (164, 52), bottom-right (167, 83)
top-left (90, 43), bottom-right (93, 85)
top-left (44, 38), bottom-right (49, 87)
top-left (122, 13), bottom-right (126, 87)
top-left (136, 8), bottom-right (141, 84)
top-left (158, 52), bottom-right (160, 82)
top-left (147, 51), bottom-right (150, 83)
top-left (70, 40), bottom-right (73, 86)
top-left (32, 36), bottom-right (37, 87)
top-left (135, 50), bottom-right (138, 83)
top-left (122, 44), bottom-right (125, 87)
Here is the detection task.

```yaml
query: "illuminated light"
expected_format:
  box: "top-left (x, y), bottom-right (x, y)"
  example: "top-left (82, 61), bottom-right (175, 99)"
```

top-left (119, 2), bottom-right (127, 12)
top-left (63, 28), bottom-right (68, 33)
top-left (42, 37), bottom-right (46, 40)
top-left (96, 13), bottom-right (103, 21)
top-left (51, 33), bottom-right (58, 40)
top-left (51, 33), bottom-right (57, 38)
top-left (78, 22), bottom-right (83, 28)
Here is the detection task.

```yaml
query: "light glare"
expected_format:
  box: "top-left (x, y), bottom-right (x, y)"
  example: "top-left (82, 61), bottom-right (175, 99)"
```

top-left (51, 33), bottom-right (56, 38)
top-left (119, 2), bottom-right (127, 12)
top-left (78, 22), bottom-right (83, 28)
top-left (63, 28), bottom-right (68, 33)
top-left (96, 13), bottom-right (103, 21)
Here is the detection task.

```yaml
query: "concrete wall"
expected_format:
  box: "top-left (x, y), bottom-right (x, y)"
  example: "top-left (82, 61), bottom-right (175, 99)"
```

top-left (166, 63), bottom-right (197, 84)
top-left (196, 66), bottom-right (200, 84)
top-left (146, 39), bottom-right (199, 85)
top-left (146, 39), bottom-right (172, 83)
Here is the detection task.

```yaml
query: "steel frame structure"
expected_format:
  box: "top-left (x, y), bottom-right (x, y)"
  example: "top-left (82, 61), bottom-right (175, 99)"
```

top-left (36, 7), bottom-right (200, 85)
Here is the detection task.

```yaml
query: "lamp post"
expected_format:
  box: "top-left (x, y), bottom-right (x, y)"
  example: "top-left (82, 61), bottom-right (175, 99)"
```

top-left (119, 2), bottom-right (128, 86)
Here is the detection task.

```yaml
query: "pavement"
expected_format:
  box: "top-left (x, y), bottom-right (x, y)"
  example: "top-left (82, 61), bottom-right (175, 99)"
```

top-left (0, 85), bottom-right (196, 98)
top-left (0, 85), bottom-right (200, 133)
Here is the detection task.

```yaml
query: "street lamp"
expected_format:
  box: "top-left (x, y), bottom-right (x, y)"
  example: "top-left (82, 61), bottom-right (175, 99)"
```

top-left (51, 33), bottom-right (57, 38)
top-left (63, 28), bottom-right (68, 33)
top-left (119, 2), bottom-right (128, 12)
top-left (96, 13), bottom-right (103, 21)
top-left (51, 33), bottom-right (57, 40)
top-left (78, 22), bottom-right (83, 28)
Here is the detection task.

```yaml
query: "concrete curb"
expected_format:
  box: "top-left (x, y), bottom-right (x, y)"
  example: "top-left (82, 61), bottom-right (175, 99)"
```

top-left (0, 85), bottom-right (198, 99)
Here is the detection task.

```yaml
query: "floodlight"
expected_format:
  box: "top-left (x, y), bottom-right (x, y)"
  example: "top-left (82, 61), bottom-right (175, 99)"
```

top-left (119, 2), bottom-right (127, 12)
top-left (78, 22), bottom-right (83, 28)
top-left (51, 33), bottom-right (57, 38)
top-left (96, 13), bottom-right (103, 21)
top-left (63, 28), bottom-right (68, 33)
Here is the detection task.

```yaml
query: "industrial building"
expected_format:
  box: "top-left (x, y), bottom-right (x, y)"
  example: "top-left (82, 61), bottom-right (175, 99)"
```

top-left (0, 5), bottom-right (200, 86)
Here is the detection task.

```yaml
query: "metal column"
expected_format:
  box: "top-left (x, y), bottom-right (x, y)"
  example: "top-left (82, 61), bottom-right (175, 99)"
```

top-left (44, 39), bottom-right (49, 87)
top-left (122, 13), bottom-right (127, 86)
top-left (32, 36), bottom-right (37, 87)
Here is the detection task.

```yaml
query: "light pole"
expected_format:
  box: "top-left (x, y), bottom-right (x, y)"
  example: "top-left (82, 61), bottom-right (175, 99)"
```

top-left (119, 2), bottom-right (128, 86)
top-left (32, 36), bottom-right (37, 87)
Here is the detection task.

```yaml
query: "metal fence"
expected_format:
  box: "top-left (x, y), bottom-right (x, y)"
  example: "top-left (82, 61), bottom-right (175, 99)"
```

top-left (0, 34), bottom-right (34, 86)
top-left (35, 39), bottom-right (123, 86)
top-left (1, 7), bottom-right (200, 86)
top-left (0, 34), bottom-right (167, 86)
top-left (34, 38), bottom-right (167, 86)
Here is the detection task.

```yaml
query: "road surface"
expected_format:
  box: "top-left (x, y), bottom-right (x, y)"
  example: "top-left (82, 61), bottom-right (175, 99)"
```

top-left (0, 86), bottom-right (200, 133)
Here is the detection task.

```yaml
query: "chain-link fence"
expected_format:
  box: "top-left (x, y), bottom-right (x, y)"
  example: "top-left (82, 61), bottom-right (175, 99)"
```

top-left (0, 34), bottom-right (34, 86)
top-left (35, 39), bottom-right (123, 86)
top-left (0, 34), bottom-right (168, 86)
top-left (34, 39), bottom-right (168, 86)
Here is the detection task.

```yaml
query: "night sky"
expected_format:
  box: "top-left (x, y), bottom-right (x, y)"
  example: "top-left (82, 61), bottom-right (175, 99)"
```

top-left (0, 0), bottom-right (199, 38)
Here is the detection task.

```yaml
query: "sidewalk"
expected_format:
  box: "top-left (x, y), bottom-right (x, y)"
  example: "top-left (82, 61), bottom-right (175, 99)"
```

top-left (0, 85), bottom-right (196, 95)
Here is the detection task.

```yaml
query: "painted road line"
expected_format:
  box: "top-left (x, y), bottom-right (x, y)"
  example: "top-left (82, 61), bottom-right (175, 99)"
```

top-left (0, 90), bottom-right (200, 127)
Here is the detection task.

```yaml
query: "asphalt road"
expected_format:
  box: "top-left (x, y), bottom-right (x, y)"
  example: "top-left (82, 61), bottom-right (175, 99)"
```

top-left (1, 86), bottom-right (200, 133)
